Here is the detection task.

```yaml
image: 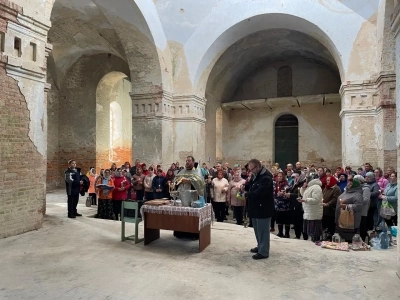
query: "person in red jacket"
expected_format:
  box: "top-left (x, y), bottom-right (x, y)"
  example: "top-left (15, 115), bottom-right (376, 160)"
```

top-left (112, 168), bottom-right (131, 220)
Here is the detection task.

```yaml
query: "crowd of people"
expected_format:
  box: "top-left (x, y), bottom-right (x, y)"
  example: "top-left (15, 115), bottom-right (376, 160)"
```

top-left (266, 162), bottom-right (398, 245)
top-left (64, 159), bottom-right (398, 250)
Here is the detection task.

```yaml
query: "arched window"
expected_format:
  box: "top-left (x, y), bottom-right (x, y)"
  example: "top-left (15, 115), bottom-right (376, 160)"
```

top-left (277, 66), bottom-right (293, 97)
top-left (274, 114), bottom-right (298, 168)
top-left (109, 101), bottom-right (123, 162)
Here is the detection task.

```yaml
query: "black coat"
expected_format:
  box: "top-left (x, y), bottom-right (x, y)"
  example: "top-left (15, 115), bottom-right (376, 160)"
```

top-left (288, 180), bottom-right (306, 212)
top-left (367, 180), bottom-right (380, 208)
top-left (245, 167), bottom-right (275, 219)
top-left (65, 167), bottom-right (81, 196)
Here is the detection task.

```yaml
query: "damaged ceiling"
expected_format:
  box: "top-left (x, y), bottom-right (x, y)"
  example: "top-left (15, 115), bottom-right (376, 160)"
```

top-left (206, 28), bottom-right (341, 102)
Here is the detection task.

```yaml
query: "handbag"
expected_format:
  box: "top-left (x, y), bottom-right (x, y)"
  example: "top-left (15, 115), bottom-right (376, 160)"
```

top-left (338, 208), bottom-right (354, 230)
top-left (85, 196), bottom-right (92, 207)
top-left (380, 200), bottom-right (396, 220)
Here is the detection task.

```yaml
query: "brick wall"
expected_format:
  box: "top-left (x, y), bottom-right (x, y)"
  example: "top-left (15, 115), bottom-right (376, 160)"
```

top-left (46, 54), bottom-right (130, 189)
top-left (0, 0), bottom-right (45, 238)
top-left (0, 56), bottom-right (45, 238)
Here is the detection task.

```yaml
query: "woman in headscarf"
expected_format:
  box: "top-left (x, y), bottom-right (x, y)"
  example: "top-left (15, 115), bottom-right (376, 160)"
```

top-left (227, 170), bottom-right (246, 225)
top-left (112, 168), bottom-right (130, 220)
top-left (322, 175), bottom-right (341, 237)
top-left (354, 175), bottom-right (371, 242)
top-left (299, 173), bottom-right (323, 243)
top-left (286, 171), bottom-right (308, 240)
top-left (87, 167), bottom-right (98, 206)
top-left (95, 169), bottom-right (115, 220)
top-left (337, 173), bottom-right (348, 193)
top-left (335, 177), bottom-right (363, 242)
top-left (274, 171), bottom-right (291, 238)
top-left (141, 163), bottom-right (149, 176)
top-left (163, 169), bottom-right (175, 199)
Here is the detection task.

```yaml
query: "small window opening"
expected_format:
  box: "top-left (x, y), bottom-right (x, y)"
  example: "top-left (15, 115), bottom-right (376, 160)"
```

top-left (0, 32), bottom-right (5, 52)
top-left (30, 42), bottom-right (37, 61)
top-left (14, 37), bottom-right (21, 57)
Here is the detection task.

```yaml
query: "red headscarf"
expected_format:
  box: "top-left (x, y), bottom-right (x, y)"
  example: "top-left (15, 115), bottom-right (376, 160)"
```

top-left (325, 175), bottom-right (338, 188)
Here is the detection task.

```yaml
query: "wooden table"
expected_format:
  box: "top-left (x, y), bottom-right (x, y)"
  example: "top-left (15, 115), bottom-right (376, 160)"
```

top-left (141, 204), bottom-right (212, 252)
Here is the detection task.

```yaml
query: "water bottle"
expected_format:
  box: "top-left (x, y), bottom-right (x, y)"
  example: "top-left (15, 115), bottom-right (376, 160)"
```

top-left (379, 221), bottom-right (390, 249)
top-left (352, 234), bottom-right (362, 250)
top-left (332, 233), bottom-right (341, 244)
top-left (379, 231), bottom-right (390, 249)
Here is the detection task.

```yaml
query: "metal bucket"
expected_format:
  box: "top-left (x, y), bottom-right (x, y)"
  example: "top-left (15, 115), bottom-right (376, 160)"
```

top-left (179, 190), bottom-right (198, 207)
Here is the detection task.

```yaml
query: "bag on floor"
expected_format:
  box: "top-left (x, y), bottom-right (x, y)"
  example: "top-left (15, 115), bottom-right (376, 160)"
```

top-left (86, 196), bottom-right (92, 207)
top-left (380, 200), bottom-right (396, 220)
top-left (338, 209), bottom-right (354, 230)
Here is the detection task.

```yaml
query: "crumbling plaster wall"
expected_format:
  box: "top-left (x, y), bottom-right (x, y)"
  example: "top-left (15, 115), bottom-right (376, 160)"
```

top-left (0, 0), bottom-right (50, 237)
top-left (96, 73), bottom-right (132, 170)
top-left (232, 60), bottom-right (340, 101)
top-left (222, 103), bottom-right (342, 169)
top-left (92, 0), bottom-right (173, 93)
top-left (391, 0), bottom-right (400, 276)
top-left (47, 54), bottom-right (129, 189)
top-left (176, 1), bottom-right (379, 98)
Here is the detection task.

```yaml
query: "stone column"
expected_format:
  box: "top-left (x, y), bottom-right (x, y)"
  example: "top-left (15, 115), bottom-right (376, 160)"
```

top-left (376, 74), bottom-right (397, 170)
top-left (340, 81), bottom-right (380, 168)
top-left (172, 95), bottom-right (206, 164)
top-left (390, 0), bottom-right (400, 279)
top-left (131, 91), bottom-right (175, 166)
top-left (340, 77), bottom-right (397, 170)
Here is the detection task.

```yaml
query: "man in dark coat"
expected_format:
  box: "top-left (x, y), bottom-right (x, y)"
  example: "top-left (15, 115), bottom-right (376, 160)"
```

top-left (243, 159), bottom-right (274, 260)
top-left (65, 159), bottom-right (83, 218)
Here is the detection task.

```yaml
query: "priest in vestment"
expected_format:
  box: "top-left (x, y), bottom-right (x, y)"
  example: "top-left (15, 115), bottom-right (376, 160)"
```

top-left (173, 155), bottom-right (205, 239)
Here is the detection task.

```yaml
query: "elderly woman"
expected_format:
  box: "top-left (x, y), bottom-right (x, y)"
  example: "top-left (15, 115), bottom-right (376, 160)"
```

top-left (335, 177), bottom-right (363, 242)
top-left (228, 171), bottom-right (246, 225)
top-left (382, 172), bottom-right (398, 227)
top-left (354, 175), bottom-right (371, 242)
top-left (286, 172), bottom-right (308, 240)
top-left (211, 170), bottom-right (229, 222)
top-left (274, 171), bottom-right (291, 238)
top-left (375, 167), bottom-right (389, 191)
top-left (96, 169), bottom-right (115, 220)
top-left (322, 176), bottom-right (341, 237)
top-left (299, 173), bottom-right (323, 243)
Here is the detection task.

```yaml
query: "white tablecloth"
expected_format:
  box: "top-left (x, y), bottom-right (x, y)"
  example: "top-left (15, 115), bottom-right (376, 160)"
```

top-left (140, 203), bottom-right (214, 230)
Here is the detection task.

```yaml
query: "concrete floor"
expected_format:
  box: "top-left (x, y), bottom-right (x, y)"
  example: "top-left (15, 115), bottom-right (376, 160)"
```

top-left (0, 190), bottom-right (399, 300)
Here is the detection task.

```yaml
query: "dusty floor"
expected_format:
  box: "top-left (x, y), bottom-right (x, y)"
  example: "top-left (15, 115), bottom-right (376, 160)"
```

top-left (0, 190), bottom-right (399, 300)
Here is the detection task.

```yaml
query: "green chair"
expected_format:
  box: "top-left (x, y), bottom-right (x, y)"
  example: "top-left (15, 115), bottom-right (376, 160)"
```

top-left (121, 201), bottom-right (143, 244)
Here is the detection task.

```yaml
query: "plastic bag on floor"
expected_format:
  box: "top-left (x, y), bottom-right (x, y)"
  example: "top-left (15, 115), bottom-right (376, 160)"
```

top-left (390, 226), bottom-right (398, 237)
top-left (370, 236), bottom-right (381, 250)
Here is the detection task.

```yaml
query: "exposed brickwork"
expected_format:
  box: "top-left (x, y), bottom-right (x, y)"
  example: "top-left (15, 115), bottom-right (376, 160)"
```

top-left (0, 66), bottom-right (45, 238)
top-left (46, 54), bottom-right (130, 189)
top-left (377, 76), bottom-right (397, 170)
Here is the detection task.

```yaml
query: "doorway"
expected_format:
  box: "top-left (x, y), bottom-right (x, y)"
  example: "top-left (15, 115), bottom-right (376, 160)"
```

top-left (274, 114), bottom-right (299, 168)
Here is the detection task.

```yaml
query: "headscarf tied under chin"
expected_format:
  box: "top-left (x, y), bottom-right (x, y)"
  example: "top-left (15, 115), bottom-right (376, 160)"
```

top-left (325, 175), bottom-right (338, 188)
top-left (350, 178), bottom-right (360, 189)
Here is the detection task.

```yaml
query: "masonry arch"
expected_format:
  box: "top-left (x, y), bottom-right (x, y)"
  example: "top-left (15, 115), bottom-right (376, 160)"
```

top-left (46, 0), bottom-right (168, 188)
top-left (96, 71), bottom-right (132, 169)
top-left (205, 16), bottom-right (343, 167)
